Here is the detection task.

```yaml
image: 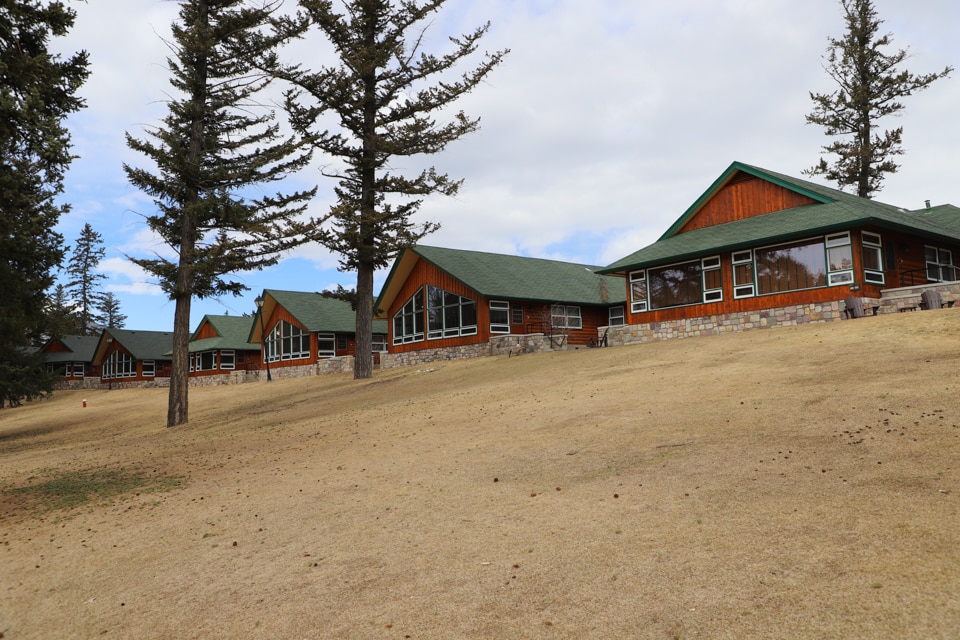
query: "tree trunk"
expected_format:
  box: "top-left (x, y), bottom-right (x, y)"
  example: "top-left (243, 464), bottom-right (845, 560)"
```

top-left (167, 292), bottom-right (191, 426)
top-left (354, 7), bottom-right (377, 381)
top-left (354, 260), bottom-right (374, 379)
top-left (167, 0), bottom-right (208, 425)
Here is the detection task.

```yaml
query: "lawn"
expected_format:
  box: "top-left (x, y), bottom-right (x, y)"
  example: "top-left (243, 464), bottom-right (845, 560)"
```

top-left (2, 310), bottom-right (959, 639)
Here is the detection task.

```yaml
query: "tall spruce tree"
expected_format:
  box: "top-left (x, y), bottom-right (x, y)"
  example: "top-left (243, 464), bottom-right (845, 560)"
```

top-left (277, 0), bottom-right (507, 379)
top-left (805, 0), bottom-right (952, 198)
top-left (124, 0), bottom-right (319, 427)
top-left (46, 282), bottom-right (82, 337)
top-left (0, 1), bottom-right (89, 407)
top-left (64, 222), bottom-right (107, 334)
top-left (98, 291), bottom-right (127, 328)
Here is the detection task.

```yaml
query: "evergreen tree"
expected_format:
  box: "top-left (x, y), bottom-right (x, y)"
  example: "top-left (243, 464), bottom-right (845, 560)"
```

top-left (124, 0), bottom-right (319, 427)
top-left (46, 282), bottom-right (82, 336)
top-left (98, 291), bottom-right (127, 328)
top-left (805, 0), bottom-right (952, 198)
top-left (64, 222), bottom-right (107, 334)
top-left (0, 1), bottom-right (89, 407)
top-left (278, 0), bottom-right (507, 378)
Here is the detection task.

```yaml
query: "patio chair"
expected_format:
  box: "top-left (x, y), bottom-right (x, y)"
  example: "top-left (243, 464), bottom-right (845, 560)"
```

top-left (843, 296), bottom-right (865, 319)
top-left (920, 289), bottom-right (945, 310)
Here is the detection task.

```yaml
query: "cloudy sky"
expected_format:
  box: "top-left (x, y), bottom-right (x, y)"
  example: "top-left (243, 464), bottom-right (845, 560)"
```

top-left (54, 0), bottom-right (960, 332)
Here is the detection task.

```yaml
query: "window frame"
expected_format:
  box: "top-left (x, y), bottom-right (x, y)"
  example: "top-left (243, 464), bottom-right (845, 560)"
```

top-left (142, 360), bottom-right (156, 377)
top-left (732, 250), bottom-right (755, 298)
top-left (393, 288), bottom-right (425, 345)
top-left (220, 350), bottom-right (235, 370)
top-left (701, 255), bottom-right (723, 303)
top-left (608, 306), bottom-right (625, 326)
top-left (925, 245), bottom-right (955, 282)
top-left (422, 285), bottom-right (477, 340)
top-left (317, 333), bottom-right (335, 359)
top-left (266, 320), bottom-right (311, 363)
top-left (551, 304), bottom-right (582, 330)
top-left (489, 300), bottom-right (511, 334)
top-left (825, 232), bottom-right (854, 286)
top-left (629, 270), bottom-right (647, 313)
top-left (861, 231), bottom-right (885, 285)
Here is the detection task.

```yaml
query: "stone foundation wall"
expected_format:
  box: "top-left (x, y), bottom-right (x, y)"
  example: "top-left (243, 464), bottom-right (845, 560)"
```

top-left (187, 371), bottom-right (249, 387)
top-left (95, 377), bottom-right (171, 390)
top-left (381, 342), bottom-right (491, 369)
top-left (606, 300), bottom-right (845, 347)
top-left (261, 357), bottom-right (355, 380)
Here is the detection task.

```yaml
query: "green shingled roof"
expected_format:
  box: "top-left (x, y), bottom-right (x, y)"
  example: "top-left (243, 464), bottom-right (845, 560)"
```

top-left (188, 315), bottom-right (259, 353)
top-left (263, 290), bottom-right (388, 334)
top-left (97, 328), bottom-right (173, 362)
top-left (600, 162), bottom-right (960, 274)
top-left (42, 335), bottom-right (100, 364)
top-left (379, 245), bottom-right (627, 310)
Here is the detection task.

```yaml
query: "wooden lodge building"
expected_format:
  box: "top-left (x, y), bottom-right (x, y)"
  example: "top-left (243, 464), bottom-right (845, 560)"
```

top-left (90, 328), bottom-right (173, 388)
top-left (598, 162), bottom-right (960, 346)
top-left (185, 314), bottom-right (262, 384)
top-left (40, 335), bottom-right (101, 389)
top-left (375, 245), bottom-right (628, 365)
top-left (249, 289), bottom-right (389, 379)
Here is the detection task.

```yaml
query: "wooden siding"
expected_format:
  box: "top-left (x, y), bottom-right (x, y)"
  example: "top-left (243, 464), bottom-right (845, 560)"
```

top-left (194, 321), bottom-right (220, 340)
top-left (679, 174), bottom-right (818, 233)
top-left (42, 340), bottom-right (71, 353)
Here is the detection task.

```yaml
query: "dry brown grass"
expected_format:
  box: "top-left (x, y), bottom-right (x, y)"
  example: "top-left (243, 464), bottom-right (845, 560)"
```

top-left (2, 310), bottom-right (959, 639)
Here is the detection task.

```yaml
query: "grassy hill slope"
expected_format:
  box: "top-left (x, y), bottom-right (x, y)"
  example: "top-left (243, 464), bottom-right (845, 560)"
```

top-left (2, 310), bottom-right (959, 639)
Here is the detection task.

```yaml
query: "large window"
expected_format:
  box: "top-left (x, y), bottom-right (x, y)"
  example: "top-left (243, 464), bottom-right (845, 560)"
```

top-left (265, 320), bottom-right (310, 363)
top-left (489, 300), bottom-right (510, 334)
top-left (631, 257), bottom-right (722, 311)
top-left (393, 288), bottom-right (424, 345)
top-left (862, 232), bottom-right (884, 284)
top-left (551, 304), bottom-right (582, 329)
top-left (426, 285), bottom-right (477, 339)
top-left (194, 351), bottom-right (216, 371)
top-left (103, 350), bottom-right (135, 379)
top-left (755, 238), bottom-right (827, 295)
top-left (925, 246), bottom-right (955, 282)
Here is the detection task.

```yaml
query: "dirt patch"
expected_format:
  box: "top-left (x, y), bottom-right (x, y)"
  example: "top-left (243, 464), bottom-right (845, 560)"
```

top-left (1, 310), bottom-right (959, 639)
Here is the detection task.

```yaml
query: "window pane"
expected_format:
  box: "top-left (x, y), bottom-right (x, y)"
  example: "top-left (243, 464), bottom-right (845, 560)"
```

top-left (703, 268), bottom-right (722, 291)
top-left (862, 246), bottom-right (882, 271)
top-left (648, 261), bottom-right (701, 309)
top-left (734, 262), bottom-right (753, 285)
top-left (828, 245), bottom-right (853, 272)
top-left (755, 239), bottom-right (826, 295)
top-left (630, 279), bottom-right (646, 303)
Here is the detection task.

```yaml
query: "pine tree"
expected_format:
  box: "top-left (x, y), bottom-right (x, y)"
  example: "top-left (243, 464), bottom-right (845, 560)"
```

top-left (805, 0), bottom-right (952, 198)
top-left (124, 0), bottom-right (319, 427)
top-left (0, 1), bottom-right (89, 407)
top-left (64, 222), bottom-right (107, 334)
top-left (98, 292), bottom-right (127, 329)
top-left (46, 283), bottom-right (82, 337)
top-left (278, 0), bottom-right (507, 379)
